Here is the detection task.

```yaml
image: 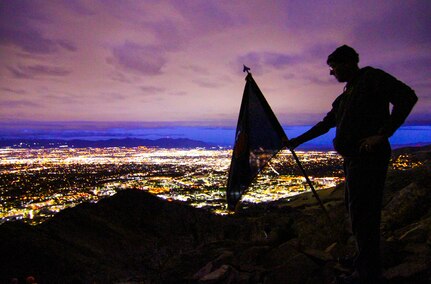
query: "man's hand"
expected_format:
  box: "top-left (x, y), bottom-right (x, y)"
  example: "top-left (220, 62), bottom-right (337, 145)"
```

top-left (359, 135), bottom-right (386, 153)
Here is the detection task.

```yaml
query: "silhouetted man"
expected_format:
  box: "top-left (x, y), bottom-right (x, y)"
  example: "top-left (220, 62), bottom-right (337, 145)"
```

top-left (288, 45), bottom-right (418, 283)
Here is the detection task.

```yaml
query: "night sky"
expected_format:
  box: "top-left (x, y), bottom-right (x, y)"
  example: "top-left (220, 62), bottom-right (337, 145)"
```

top-left (1, 1), bottom-right (430, 129)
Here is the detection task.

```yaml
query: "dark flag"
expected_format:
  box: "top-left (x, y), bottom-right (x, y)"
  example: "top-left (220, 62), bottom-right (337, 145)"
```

top-left (226, 72), bottom-right (288, 210)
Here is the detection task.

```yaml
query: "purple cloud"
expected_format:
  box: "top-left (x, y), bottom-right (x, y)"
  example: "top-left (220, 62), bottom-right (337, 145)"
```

top-left (40, 91), bottom-right (82, 105)
top-left (56, 39), bottom-right (78, 52)
top-left (306, 43), bottom-right (341, 62)
top-left (0, 28), bottom-right (57, 54)
top-left (192, 79), bottom-right (222, 89)
top-left (109, 71), bottom-right (132, 83)
top-left (301, 75), bottom-right (334, 86)
top-left (110, 42), bottom-right (166, 75)
top-left (263, 52), bottom-right (302, 69)
top-left (172, 1), bottom-right (238, 33)
top-left (183, 65), bottom-right (211, 76)
top-left (63, 0), bottom-right (96, 16)
top-left (382, 56), bottom-right (431, 87)
top-left (7, 66), bottom-right (32, 79)
top-left (352, 2), bottom-right (431, 48)
top-left (0, 1), bottom-right (429, 125)
top-left (169, 91), bottom-right (187, 97)
top-left (0, 1), bottom-right (77, 54)
top-left (28, 65), bottom-right (71, 76)
top-left (140, 86), bottom-right (165, 95)
top-left (99, 92), bottom-right (127, 101)
top-left (8, 64), bottom-right (72, 79)
top-left (1, 87), bottom-right (27, 95)
top-left (0, 99), bottom-right (40, 108)
top-left (237, 52), bottom-right (301, 73)
top-left (148, 20), bottom-right (182, 51)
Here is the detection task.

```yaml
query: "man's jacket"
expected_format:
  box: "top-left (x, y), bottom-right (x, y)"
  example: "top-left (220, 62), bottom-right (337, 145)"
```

top-left (295, 67), bottom-right (418, 156)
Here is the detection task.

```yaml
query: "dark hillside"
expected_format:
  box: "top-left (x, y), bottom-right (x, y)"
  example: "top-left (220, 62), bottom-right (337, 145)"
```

top-left (1, 146), bottom-right (430, 283)
top-left (0, 190), bottom-right (249, 282)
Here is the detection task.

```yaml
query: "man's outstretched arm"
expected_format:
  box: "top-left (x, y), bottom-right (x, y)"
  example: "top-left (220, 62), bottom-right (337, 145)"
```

top-left (288, 109), bottom-right (336, 149)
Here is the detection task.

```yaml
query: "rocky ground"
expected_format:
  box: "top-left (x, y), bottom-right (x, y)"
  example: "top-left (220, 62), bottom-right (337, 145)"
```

top-left (1, 146), bottom-right (430, 283)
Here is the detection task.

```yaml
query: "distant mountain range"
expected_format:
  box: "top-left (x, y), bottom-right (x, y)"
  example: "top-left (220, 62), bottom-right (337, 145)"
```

top-left (1, 138), bottom-right (430, 151)
top-left (0, 138), bottom-right (216, 149)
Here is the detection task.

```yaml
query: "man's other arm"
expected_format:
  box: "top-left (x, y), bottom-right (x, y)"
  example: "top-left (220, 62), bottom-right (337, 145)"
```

top-left (378, 71), bottom-right (418, 138)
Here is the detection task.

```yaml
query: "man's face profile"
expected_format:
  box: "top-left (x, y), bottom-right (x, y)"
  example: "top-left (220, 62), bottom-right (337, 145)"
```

top-left (329, 61), bottom-right (352, 83)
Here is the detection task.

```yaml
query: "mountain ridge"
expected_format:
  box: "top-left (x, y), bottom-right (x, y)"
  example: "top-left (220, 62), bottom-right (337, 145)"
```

top-left (0, 137), bottom-right (215, 149)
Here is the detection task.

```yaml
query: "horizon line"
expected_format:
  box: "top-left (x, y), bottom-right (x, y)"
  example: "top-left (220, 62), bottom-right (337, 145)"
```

top-left (1, 120), bottom-right (430, 129)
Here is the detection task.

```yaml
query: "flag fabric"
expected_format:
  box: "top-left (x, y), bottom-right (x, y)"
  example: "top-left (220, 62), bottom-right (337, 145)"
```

top-left (227, 73), bottom-right (288, 210)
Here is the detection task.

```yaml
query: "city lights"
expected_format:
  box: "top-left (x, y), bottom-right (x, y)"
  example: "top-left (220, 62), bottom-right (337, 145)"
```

top-left (0, 147), bottom-right (416, 225)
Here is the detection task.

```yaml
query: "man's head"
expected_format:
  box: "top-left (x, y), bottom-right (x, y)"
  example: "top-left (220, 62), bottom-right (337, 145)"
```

top-left (327, 45), bottom-right (360, 83)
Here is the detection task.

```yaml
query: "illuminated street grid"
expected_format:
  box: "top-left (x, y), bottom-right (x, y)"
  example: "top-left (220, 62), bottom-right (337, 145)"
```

top-left (0, 147), bottom-right (419, 225)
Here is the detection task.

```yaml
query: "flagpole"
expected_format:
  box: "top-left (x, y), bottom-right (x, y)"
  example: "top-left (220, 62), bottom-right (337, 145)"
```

top-left (289, 148), bottom-right (330, 220)
top-left (232, 65), bottom-right (330, 220)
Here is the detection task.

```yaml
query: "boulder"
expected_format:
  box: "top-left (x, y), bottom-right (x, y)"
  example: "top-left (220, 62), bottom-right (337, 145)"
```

top-left (384, 260), bottom-right (430, 280)
top-left (198, 264), bottom-right (238, 283)
top-left (382, 182), bottom-right (431, 230)
top-left (263, 253), bottom-right (320, 284)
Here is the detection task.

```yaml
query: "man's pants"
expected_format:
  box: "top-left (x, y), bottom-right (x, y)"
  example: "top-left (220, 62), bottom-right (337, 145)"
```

top-left (343, 154), bottom-right (390, 282)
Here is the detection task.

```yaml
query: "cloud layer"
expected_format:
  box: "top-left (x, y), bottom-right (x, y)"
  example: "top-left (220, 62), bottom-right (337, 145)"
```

top-left (0, 0), bottom-right (430, 126)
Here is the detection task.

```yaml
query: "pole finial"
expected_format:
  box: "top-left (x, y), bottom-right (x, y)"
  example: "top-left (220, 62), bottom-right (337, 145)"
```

top-left (243, 65), bottom-right (251, 74)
